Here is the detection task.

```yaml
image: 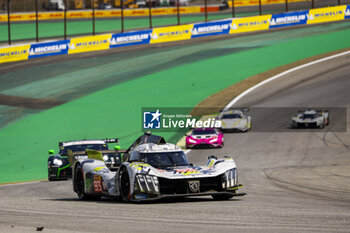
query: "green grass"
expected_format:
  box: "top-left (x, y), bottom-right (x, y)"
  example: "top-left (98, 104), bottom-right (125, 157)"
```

top-left (0, 26), bottom-right (350, 183)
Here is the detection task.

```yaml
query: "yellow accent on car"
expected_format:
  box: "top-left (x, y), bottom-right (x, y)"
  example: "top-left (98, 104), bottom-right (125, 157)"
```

top-left (93, 166), bottom-right (105, 171)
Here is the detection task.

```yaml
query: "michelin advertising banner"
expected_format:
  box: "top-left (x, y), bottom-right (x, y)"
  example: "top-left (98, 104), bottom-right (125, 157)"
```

top-left (28, 40), bottom-right (70, 59)
top-left (346, 5), bottom-right (350, 19)
top-left (150, 25), bottom-right (193, 44)
top-left (68, 35), bottom-right (111, 54)
top-left (230, 15), bottom-right (271, 34)
top-left (1, 5), bottom-right (349, 64)
top-left (269, 10), bottom-right (308, 28)
top-left (191, 20), bottom-right (232, 38)
top-left (307, 5), bottom-right (346, 24)
top-left (0, 45), bottom-right (30, 64)
top-left (110, 30), bottom-right (152, 48)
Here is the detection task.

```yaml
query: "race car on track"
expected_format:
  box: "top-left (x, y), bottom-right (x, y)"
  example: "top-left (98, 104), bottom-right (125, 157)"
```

top-left (217, 110), bottom-right (251, 132)
top-left (185, 128), bottom-right (224, 149)
top-left (69, 132), bottom-right (246, 202)
top-left (47, 138), bottom-right (121, 181)
top-left (291, 109), bottom-right (329, 128)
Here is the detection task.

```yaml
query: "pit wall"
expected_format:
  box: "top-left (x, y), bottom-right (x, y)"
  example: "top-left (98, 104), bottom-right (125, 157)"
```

top-left (1, 5), bottom-right (349, 64)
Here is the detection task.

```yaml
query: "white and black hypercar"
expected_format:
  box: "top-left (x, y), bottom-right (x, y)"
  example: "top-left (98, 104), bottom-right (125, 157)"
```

top-left (217, 110), bottom-right (251, 132)
top-left (69, 132), bottom-right (246, 202)
top-left (291, 109), bottom-right (329, 128)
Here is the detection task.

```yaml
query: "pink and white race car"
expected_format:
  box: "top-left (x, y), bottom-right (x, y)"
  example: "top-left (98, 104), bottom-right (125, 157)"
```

top-left (185, 128), bottom-right (224, 149)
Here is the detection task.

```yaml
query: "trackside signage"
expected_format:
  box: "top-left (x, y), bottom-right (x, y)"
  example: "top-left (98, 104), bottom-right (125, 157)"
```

top-left (0, 45), bottom-right (30, 63)
top-left (28, 40), bottom-right (70, 58)
top-left (1, 5), bottom-right (350, 64)
top-left (110, 30), bottom-right (152, 48)
top-left (345, 5), bottom-right (350, 19)
top-left (307, 5), bottom-right (346, 24)
top-left (142, 108), bottom-right (221, 132)
top-left (191, 20), bottom-right (232, 38)
top-left (269, 11), bottom-right (308, 28)
top-left (68, 35), bottom-right (111, 54)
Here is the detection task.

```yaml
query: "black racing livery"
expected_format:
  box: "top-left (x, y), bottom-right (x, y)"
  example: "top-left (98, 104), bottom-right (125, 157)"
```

top-left (47, 138), bottom-right (121, 181)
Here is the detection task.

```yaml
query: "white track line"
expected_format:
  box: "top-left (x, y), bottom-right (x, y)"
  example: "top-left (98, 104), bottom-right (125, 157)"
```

top-left (186, 49), bottom-right (350, 156)
top-left (224, 50), bottom-right (350, 110)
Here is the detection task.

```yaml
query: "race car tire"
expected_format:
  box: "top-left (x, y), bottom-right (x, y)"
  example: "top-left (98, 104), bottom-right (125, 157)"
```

top-left (211, 193), bottom-right (234, 200)
top-left (119, 167), bottom-right (131, 203)
top-left (319, 122), bottom-right (325, 129)
top-left (48, 174), bottom-right (55, 181)
top-left (75, 164), bottom-right (101, 201)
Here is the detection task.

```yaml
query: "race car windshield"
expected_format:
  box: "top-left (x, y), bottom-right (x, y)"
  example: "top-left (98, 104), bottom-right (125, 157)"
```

top-left (303, 114), bottom-right (316, 119)
top-left (222, 114), bottom-right (241, 119)
top-left (141, 151), bottom-right (189, 168)
top-left (192, 130), bottom-right (217, 135)
top-left (59, 144), bottom-right (108, 154)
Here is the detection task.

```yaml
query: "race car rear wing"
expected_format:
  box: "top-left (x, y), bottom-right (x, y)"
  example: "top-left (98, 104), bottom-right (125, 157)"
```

top-left (59, 138), bottom-right (119, 147)
top-left (126, 132), bottom-right (166, 153)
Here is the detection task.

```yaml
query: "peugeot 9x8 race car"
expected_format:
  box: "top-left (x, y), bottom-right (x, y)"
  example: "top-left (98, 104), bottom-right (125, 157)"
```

top-left (48, 138), bottom-right (121, 181)
top-left (291, 109), bottom-right (329, 128)
top-left (69, 132), bottom-right (246, 202)
top-left (217, 110), bottom-right (251, 132)
top-left (185, 128), bottom-right (224, 149)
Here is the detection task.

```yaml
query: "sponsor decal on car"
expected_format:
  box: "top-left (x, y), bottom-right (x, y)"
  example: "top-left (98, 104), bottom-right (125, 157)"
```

top-left (188, 180), bottom-right (200, 193)
top-left (93, 175), bottom-right (103, 193)
top-left (174, 168), bottom-right (200, 175)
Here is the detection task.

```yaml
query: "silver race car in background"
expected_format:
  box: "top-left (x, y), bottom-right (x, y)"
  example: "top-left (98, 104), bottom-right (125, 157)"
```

top-left (291, 109), bottom-right (329, 128)
top-left (69, 132), bottom-right (246, 202)
top-left (217, 110), bottom-right (251, 132)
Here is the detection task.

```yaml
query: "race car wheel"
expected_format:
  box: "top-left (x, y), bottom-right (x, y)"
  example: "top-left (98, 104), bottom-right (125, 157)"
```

top-left (211, 193), bottom-right (234, 200)
top-left (319, 122), bottom-right (325, 129)
top-left (48, 174), bottom-right (55, 181)
top-left (75, 164), bottom-right (101, 201)
top-left (119, 167), bottom-right (131, 203)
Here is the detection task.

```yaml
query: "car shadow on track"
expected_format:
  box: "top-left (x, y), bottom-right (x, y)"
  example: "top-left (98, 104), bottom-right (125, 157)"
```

top-left (46, 196), bottom-right (244, 205)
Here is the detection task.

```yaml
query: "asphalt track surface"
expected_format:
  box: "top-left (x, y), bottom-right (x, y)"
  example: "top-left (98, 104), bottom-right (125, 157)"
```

top-left (0, 51), bottom-right (349, 233)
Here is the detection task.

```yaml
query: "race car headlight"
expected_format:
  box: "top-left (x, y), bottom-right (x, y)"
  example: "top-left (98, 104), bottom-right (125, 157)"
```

top-left (188, 138), bottom-right (197, 144)
top-left (209, 137), bottom-right (218, 143)
top-left (103, 155), bottom-right (109, 161)
top-left (222, 168), bottom-right (237, 189)
top-left (135, 174), bottom-right (159, 194)
top-left (53, 159), bottom-right (63, 166)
